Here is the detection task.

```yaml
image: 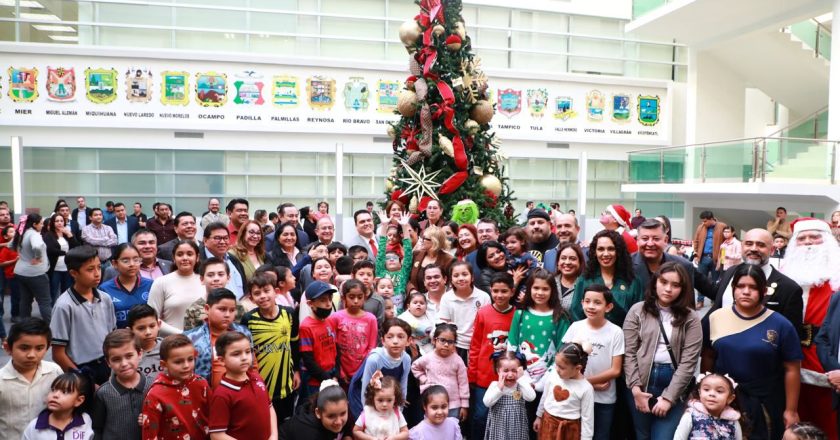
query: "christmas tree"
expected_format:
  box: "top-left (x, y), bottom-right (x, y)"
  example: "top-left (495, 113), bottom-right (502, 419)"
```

top-left (384, 0), bottom-right (514, 227)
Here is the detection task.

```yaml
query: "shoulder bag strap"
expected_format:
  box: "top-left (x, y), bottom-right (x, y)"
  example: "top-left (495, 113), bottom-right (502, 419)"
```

top-left (656, 315), bottom-right (679, 368)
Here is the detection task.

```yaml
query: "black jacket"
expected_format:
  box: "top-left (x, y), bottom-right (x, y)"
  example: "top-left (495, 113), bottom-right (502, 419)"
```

top-left (709, 264), bottom-right (803, 337)
top-left (104, 216), bottom-right (140, 244)
top-left (278, 402), bottom-right (342, 440)
top-left (631, 252), bottom-right (716, 300)
top-left (71, 207), bottom-right (92, 239)
top-left (42, 231), bottom-right (79, 273)
top-left (816, 292), bottom-right (840, 408)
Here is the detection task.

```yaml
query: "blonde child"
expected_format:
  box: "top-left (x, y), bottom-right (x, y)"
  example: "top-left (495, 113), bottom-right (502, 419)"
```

top-left (398, 292), bottom-right (435, 355)
top-left (674, 373), bottom-right (744, 440)
top-left (22, 372), bottom-right (93, 439)
top-left (534, 342), bottom-right (594, 440)
top-left (411, 323), bottom-right (469, 421)
top-left (353, 373), bottom-right (409, 440)
top-left (408, 385), bottom-right (462, 440)
top-left (483, 351), bottom-right (535, 440)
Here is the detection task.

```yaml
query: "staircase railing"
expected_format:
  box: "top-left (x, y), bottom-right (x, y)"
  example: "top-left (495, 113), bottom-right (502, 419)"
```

top-left (785, 18), bottom-right (832, 60)
top-left (628, 137), bottom-right (839, 185)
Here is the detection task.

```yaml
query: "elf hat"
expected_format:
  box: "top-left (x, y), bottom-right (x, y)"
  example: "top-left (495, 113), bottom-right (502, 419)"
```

top-left (606, 204), bottom-right (631, 228)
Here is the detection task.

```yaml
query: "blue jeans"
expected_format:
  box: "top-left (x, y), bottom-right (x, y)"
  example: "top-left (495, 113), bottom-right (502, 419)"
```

top-left (594, 403), bottom-right (616, 440)
top-left (696, 255), bottom-right (717, 302)
top-left (627, 364), bottom-right (685, 440)
top-left (471, 386), bottom-right (489, 440)
top-left (49, 271), bottom-right (73, 307)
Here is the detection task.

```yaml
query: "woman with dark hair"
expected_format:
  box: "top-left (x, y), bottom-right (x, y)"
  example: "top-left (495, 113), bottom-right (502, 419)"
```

top-left (267, 222), bottom-right (303, 268)
top-left (147, 240), bottom-right (203, 336)
top-left (701, 263), bottom-right (802, 440)
top-left (456, 224), bottom-right (478, 261)
top-left (623, 262), bottom-right (702, 439)
top-left (278, 379), bottom-right (349, 440)
top-left (553, 242), bottom-right (585, 311)
top-left (13, 214), bottom-right (52, 322)
top-left (570, 229), bottom-right (643, 326)
top-left (474, 241), bottom-right (509, 292)
top-left (654, 215), bottom-right (681, 257)
top-left (43, 212), bottom-right (78, 304)
top-left (440, 220), bottom-right (460, 253)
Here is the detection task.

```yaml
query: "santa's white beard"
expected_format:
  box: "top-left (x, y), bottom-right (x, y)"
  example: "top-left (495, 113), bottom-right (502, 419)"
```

top-left (782, 234), bottom-right (840, 289)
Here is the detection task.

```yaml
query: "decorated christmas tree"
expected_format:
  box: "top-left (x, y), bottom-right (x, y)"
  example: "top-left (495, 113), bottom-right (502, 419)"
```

top-left (384, 0), bottom-right (514, 227)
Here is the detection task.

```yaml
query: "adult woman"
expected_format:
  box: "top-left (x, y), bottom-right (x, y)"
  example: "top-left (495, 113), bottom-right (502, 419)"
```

top-left (147, 240), bottom-right (204, 336)
top-left (654, 215), bottom-right (681, 256)
top-left (267, 222), bottom-right (303, 268)
top-left (43, 213), bottom-right (78, 304)
top-left (623, 262), bottom-right (701, 439)
top-left (98, 243), bottom-right (153, 328)
top-left (701, 263), bottom-right (802, 440)
top-left (228, 220), bottom-right (266, 281)
top-left (554, 242), bottom-right (585, 311)
top-left (384, 200), bottom-right (406, 225)
top-left (300, 206), bottom-right (319, 244)
top-left (456, 224), bottom-right (478, 261)
top-left (570, 229), bottom-right (643, 326)
top-left (440, 221), bottom-right (459, 253)
top-left (406, 226), bottom-right (453, 294)
top-left (13, 214), bottom-right (51, 322)
top-left (474, 241), bottom-right (510, 292)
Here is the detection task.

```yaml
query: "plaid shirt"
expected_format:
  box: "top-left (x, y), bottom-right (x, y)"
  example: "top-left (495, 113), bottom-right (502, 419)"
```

top-left (81, 223), bottom-right (117, 260)
top-left (184, 322), bottom-right (252, 383)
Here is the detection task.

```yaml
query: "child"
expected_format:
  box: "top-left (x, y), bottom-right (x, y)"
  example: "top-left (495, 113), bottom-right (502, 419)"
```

top-left (348, 245), bottom-right (369, 264)
top-left (0, 318), bottom-right (63, 440)
top-left (408, 385), bottom-right (462, 440)
top-left (673, 372), bottom-right (743, 439)
top-left (278, 379), bottom-right (350, 440)
top-left (376, 277), bottom-right (396, 311)
top-left (772, 233), bottom-right (788, 259)
top-left (300, 280), bottom-right (340, 397)
top-left (141, 334), bottom-right (210, 440)
top-left (398, 292), bottom-right (435, 355)
top-left (51, 245), bottom-right (116, 385)
top-left (534, 342), bottom-right (594, 440)
top-left (719, 225), bottom-right (741, 271)
top-left (183, 257), bottom-right (246, 332)
top-left (93, 329), bottom-right (153, 439)
top-left (375, 214), bottom-right (413, 312)
top-left (412, 323), bottom-right (469, 421)
top-left (128, 304), bottom-right (164, 378)
top-left (438, 261), bottom-right (491, 364)
top-left (328, 242), bottom-right (348, 266)
top-left (483, 351), bottom-right (536, 440)
top-left (783, 423), bottom-right (828, 440)
top-left (355, 260), bottom-right (386, 325)
top-left (384, 297), bottom-right (396, 320)
top-left (561, 284), bottom-right (624, 440)
top-left (274, 265), bottom-right (297, 308)
top-left (330, 279), bottom-right (378, 385)
top-left (241, 272), bottom-right (275, 312)
top-left (21, 372), bottom-right (93, 439)
top-left (241, 273), bottom-right (299, 422)
top-left (183, 288), bottom-right (253, 389)
top-left (353, 373), bottom-right (409, 440)
top-left (500, 227), bottom-right (538, 293)
top-left (209, 331), bottom-right (278, 439)
top-left (0, 225), bottom-right (20, 331)
top-left (468, 272), bottom-right (517, 440)
top-left (348, 318), bottom-right (412, 420)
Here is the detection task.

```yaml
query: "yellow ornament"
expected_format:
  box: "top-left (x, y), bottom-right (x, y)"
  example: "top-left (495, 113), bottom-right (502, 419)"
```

top-left (399, 20), bottom-right (422, 46)
top-left (397, 90), bottom-right (418, 117)
top-left (470, 100), bottom-right (494, 125)
top-left (454, 22), bottom-right (466, 39)
top-left (439, 134), bottom-right (454, 157)
top-left (409, 196), bottom-right (419, 213)
top-left (385, 178), bottom-right (394, 191)
top-left (465, 119), bottom-right (480, 135)
top-left (387, 125), bottom-right (397, 140)
top-left (480, 174), bottom-right (502, 196)
top-left (433, 24), bottom-right (445, 37)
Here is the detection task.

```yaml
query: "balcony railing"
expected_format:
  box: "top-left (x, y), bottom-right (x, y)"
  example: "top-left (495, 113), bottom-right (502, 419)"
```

top-left (628, 137), bottom-right (839, 184)
top-left (787, 19), bottom-right (831, 61)
top-left (632, 0), bottom-right (672, 19)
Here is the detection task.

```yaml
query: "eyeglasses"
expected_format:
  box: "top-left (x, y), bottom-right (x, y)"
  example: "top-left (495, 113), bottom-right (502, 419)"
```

top-left (118, 258), bottom-right (143, 265)
top-left (210, 235), bottom-right (230, 242)
top-left (435, 337), bottom-right (456, 346)
top-left (385, 255), bottom-right (400, 261)
top-left (246, 230), bottom-right (262, 236)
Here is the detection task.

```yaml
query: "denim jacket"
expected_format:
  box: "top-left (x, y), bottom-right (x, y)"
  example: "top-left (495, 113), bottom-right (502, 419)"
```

top-left (184, 322), bottom-right (252, 382)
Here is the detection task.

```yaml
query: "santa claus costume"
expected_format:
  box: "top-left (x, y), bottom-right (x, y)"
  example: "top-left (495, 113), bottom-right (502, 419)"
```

top-left (782, 217), bottom-right (840, 439)
top-left (603, 204), bottom-right (638, 254)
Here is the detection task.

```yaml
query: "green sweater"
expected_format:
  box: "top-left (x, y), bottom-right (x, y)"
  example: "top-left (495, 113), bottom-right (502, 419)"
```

top-left (569, 273), bottom-right (643, 327)
top-left (375, 236), bottom-right (413, 312)
top-left (507, 308), bottom-right (570, 359)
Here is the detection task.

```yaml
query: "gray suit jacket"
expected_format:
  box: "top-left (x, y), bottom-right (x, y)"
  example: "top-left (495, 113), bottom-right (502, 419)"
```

top-left (343, 233), bottom-right (378, 261)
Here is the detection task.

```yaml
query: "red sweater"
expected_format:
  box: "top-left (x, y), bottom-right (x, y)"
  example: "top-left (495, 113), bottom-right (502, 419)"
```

top-left (468, 304), bottom-right (516, 387)
top-left (142, 372), bottom-right (210, 440)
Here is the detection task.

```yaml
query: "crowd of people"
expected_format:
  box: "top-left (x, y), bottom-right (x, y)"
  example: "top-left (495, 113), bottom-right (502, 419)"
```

top-left (0, 196), bottom-right (838, 440)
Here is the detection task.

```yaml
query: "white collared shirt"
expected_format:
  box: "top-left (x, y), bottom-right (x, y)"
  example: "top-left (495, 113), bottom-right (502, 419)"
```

top-left (0, 360), bottom-right (63, 440)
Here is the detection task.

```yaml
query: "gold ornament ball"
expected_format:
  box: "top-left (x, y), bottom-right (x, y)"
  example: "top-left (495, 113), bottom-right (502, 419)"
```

top-left (397, 90), bottom-right (418, 118)
top-left (399, 20), bottom-right (422, 46)
top-left (480, 174), bottom-right (502, 196)
top-left (386, 125), bottom-right (397, 140)
top-left (439, 134), bottom-right (454, 157)
top-left (470, 100), bottom-right (494, 125)
top-left (385, 178), bottom-right (394, 191)
top-left (454, 22), bottom-right (466, 39)
top-left (433, 24), bottom-right (445, 37)
top-left (465, 119), bottom-right (480, 135)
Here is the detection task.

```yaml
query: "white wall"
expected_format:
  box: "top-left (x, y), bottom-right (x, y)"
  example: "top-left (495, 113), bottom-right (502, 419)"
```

top-left (743, 87), bottom-right (777, 138)
top-left (464, 0), bottom-right (632, 20)
top-left (692, 52), bottom-right (748, 144)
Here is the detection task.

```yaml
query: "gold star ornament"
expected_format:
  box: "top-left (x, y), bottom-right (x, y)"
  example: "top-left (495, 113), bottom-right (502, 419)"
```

top-left (398, 159), bottom-right (442, 201)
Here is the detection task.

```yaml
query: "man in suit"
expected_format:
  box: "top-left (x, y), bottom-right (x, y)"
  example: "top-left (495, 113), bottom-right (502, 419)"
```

top-left (71, 196), bottom-right (92, 240)
top-left (199, 221), bottom-right (247, 300)
top-left (157, 211), bottom-right (198, 261)
top-left (544, 213), bottom-right (588, 272)
top-left (104, 202), bottom-right (139, 245)
top-left (102, 228), bottom-right (172, 282)
top-left (264, 202), bottom-right (309, 253)
top-left (343, 209), bottom-right (378, 261)
top-left (816, 292), bottom-right (840, 436)
top-left (709, 228), bottom-right (803, 334)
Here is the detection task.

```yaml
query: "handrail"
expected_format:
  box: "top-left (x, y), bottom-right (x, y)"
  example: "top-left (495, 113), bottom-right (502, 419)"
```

top-left (766, 106), bottom-right (828, 138)
top-left (627, 136), bottom-right (836, 154)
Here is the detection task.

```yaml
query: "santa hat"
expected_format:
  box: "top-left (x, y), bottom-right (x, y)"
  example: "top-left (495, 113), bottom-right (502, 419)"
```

top-left (605, 204), bottom-right (631, 228)
top-left (791, 217), bottom-right (831, 236)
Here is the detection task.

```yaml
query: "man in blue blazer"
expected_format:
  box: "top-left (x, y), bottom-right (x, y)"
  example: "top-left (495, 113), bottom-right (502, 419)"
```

top-left (104, 202), bottom-right (139, 244)
top-left (816, 292), bottom-right (840, 435)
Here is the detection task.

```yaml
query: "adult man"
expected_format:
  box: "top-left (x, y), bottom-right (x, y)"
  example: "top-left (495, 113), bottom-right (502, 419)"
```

top-left (543, 213), bottom-right (587, 271)
top-left (815, 289), bottom-right (840, 436)
top-left (315, 216), bottom-right (335, 246)
top-left (466, 218), bottom-right (501, 273)
top-left (200, 198), bottom-right (229, 228)
top-left (692, 211), bottom-right (727, 306)
top-left (146, 202), bottom-right (176, 245)
top-left (366, 201), bottom-right (374, 213)
top-left (81, 208), bottom-right (117, 263)
top-left (104, 202), bottom-right (139, 245)
top-left (344, 209), bottom-right (378, 260)
top-left (419, 199), bottom-right (445, 230)
top-left (630, 208), bottom-right (646, 230)
top-left (782, 218), bottom-right (840, 437)
top-left (199, 222), bottom-right (246, 299)
top-left (518, 201), bottom-right (534, 225)
top-left (264, 203), bottom-right (309, 253)
top-left (56, 203), bottom-right (78, 240)
top-left (131, 202), bottom-right (147, 228)
top-left (157, 212), bottom-right (198, 261)
top-left (103, 201), bottom-right (116, 223)
top-left (526, 209), bottom-right (559, 266)
top-left (225, 198), bottom-right (250, 242)
top-left (0, 206), bottom-right (11, 230)
top-left (600, 204), bottom-right (638, 253)
top-left (71, 196), bottom-right (92, 238)
top-left (103, 229), bottom-right (172, 282)
top-left (710, 228), bottom-right (802, 332)
top-left (768, 206), bottom-right (793, 240)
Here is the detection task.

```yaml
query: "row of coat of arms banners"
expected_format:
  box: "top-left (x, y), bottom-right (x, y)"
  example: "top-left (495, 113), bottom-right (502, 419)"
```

top-left (4, 67), bottom-right (661, 126)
